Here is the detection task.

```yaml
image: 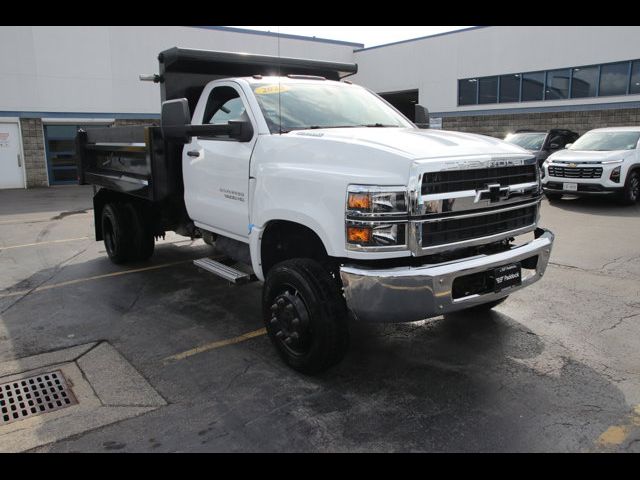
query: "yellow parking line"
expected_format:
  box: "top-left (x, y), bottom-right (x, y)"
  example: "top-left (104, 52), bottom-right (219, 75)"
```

top-left (596, 404), bottom-right (640, 449)
top-left (164, 328), bottom-right (267, 363)
top-left (0, 237), bottom-right (89, 251)
top-left (0, 260), bottom-right (190, 298)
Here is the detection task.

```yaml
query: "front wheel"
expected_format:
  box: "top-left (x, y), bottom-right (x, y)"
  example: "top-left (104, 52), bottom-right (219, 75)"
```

top-left (262, 258), bottom-right (349, 374)
top-left (619, 170), bottom-right (639, 205)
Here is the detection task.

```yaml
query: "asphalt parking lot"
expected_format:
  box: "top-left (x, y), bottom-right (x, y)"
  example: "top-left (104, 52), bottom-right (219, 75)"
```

top-left (0, 186), bottom-right (639, 452)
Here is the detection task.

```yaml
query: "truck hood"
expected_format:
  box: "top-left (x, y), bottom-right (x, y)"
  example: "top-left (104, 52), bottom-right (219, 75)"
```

top-left (548, 149), bottom-right (630, 162)
top-left (290, 127), bottom-right (530, 160)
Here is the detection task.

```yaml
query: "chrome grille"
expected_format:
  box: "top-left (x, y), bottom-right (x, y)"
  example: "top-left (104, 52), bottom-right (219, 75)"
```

top-left (421, 204), bottom-right (537, 247)
top-left (548, 166), bottom-right (602, 178)
top-left (422, 165), bottom-right (537, 195)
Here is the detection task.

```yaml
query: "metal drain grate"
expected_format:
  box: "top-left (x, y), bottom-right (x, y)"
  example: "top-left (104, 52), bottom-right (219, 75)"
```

top-left (0, 370), bottom-right (77, 425)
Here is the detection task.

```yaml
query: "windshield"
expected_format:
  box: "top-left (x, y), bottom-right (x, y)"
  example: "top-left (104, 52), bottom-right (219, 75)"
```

top-left (504, 133), bottom-right (547, 150)
top-left (251, 81), bottom-right (412, 133)
top-left (569, 131), bottom-right (640, 151)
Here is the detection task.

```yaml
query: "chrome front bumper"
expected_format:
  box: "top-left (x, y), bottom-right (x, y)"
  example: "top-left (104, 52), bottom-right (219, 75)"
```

top-left (340, 228), bottom-right (554, 323)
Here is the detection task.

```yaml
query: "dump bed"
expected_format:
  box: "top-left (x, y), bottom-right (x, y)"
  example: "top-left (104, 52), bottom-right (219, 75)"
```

top-left (76, 47), bottom-right (357, 202)
top-left (77, 125), bottom-right (181, 202)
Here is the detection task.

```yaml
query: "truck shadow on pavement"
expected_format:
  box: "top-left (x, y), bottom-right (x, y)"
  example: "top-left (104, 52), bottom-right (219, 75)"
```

top-left (0, 246), bottom-right (636, 452)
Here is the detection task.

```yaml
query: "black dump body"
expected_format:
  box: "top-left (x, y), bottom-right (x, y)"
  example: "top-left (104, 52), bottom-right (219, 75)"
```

top-left (77, 47), bottom-right (357, 212)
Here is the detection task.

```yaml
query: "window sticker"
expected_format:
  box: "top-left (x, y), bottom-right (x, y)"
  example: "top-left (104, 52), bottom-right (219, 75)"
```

top-left (254, 84), bottom-right (291, 95)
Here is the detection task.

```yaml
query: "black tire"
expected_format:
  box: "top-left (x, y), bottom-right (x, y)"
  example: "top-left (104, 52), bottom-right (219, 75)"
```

top-left (123, 203), bottom-right (155, 262)
top-left (544, 191), bottom-right (563, 201)
top-left (619, 170), bottom-right (640, 205)
top-left (101, 203), bottom-right (135, 264)
top-left (262, 258), bottom-right (349, 374)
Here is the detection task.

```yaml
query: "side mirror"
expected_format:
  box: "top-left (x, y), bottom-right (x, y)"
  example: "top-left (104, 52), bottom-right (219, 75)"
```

top-left (161, 98), bottom-right (191, 143)
top-left (564, 143), bottom-right (573, 149)
top-left (414, 104), bottom-right (430, 129)
top-left (549, 142), bottom-right (560, 150)
top-left (228, 120), bottom-right (254, 142)
top-left (161, 98), bottom-right (254, 143)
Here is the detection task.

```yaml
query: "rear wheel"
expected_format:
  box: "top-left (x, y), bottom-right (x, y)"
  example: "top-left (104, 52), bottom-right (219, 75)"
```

top-left (101, 203), bottom-right (134, 264)
top-left (124, 203), bottom-right (154, 262)
top-left (101, 202), bottom-right (154, 264)
top-left (262, 258), bottom-right (349, 374)
top-left (619, 170), bottom-right (640, 205)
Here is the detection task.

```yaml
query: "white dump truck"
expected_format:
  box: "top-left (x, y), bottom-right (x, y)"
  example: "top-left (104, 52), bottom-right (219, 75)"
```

top-left (77, 47), bottom-right (554, 373)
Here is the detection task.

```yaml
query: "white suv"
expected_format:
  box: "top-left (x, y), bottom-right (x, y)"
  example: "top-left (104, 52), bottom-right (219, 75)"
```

top-left (541, 126), bottom-right (640, 205)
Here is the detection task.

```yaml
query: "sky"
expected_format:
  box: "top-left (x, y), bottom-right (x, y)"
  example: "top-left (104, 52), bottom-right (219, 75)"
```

top-left (228, 26), bottom-right (475, 48)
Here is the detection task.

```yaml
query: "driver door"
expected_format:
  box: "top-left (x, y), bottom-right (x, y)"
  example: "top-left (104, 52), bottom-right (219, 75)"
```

top-left (183, 82), bottom-right (257, 240)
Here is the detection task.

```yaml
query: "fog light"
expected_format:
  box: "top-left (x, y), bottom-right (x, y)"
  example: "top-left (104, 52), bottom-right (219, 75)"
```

top-left (347, 226), bottom-right (372, 244)
top-left (610, 166), bottom-right (621, 183)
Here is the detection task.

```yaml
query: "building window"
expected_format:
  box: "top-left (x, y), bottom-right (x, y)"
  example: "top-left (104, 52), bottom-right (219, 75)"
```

top-left (478, 76), bottom-right (498, 104)
top-left (630, 61), bottom-right (640, 95)
top-left (458, 58), bottom-right (640, 107)
top-left (499, 74), bottom-right (520, 103)
top-left (571, 66), bottom-right (599, 98)
top-left (545, 69), bottom-right (570, 100)
top-left (521, 72), bottom-right (545, 101)
top-left (599, 61), bottom-right (630, 96)
top-left (458, 78), bottom-right (478, 105)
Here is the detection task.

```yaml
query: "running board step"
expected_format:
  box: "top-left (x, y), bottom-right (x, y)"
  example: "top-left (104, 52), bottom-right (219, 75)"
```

top-left (193, 258), bottom-right (251, 284)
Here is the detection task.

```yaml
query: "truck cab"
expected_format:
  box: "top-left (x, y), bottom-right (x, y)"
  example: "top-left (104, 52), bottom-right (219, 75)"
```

top-left (77, 48), bottom-right (554, 374)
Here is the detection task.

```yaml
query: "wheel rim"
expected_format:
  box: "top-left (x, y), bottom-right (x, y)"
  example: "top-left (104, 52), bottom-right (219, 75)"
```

top-left (269, 285), bottom-right (312, 356)
top-left (630, 175), bottom-right (639, 201)
top-left (103, 216), bottom-right (117, 256)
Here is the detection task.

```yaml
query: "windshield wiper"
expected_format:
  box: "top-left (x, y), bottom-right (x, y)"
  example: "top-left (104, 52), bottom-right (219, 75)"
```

top-left (359, 123), bottom-right (399, 128)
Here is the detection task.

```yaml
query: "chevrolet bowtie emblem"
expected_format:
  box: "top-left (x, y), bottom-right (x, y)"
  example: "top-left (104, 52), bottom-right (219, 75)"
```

top-left (475, 183), bottom-right (510, 203)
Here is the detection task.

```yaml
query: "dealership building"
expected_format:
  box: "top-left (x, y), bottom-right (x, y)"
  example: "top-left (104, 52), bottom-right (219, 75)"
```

top-left (1, 25), bottom-right (640, 189)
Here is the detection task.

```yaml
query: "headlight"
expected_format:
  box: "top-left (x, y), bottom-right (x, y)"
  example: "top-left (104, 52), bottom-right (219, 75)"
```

top-left (347, 185), bottom-right (407, 215)
top-left (346, 185), bottom-right (408, 250)
top-left (346, 222), bottom-right (406, 247)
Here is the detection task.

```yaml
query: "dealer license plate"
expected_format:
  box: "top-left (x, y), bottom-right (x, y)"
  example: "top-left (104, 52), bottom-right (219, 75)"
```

top-left (493, 263), bottom-right (521, 292)
top-left (563, 182), bottom-right (578, 191)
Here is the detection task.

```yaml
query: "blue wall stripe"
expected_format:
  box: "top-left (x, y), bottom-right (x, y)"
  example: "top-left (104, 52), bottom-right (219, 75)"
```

top-left (0, 111), bottom-right (160, 120)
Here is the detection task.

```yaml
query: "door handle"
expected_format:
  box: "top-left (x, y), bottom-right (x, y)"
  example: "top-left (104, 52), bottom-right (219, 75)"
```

top-left (17, 153), bottom-right (21, 167)
top-left (187, 150), bottom-right (200, 158)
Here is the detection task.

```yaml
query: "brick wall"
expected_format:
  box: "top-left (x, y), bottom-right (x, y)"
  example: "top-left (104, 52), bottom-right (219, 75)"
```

top-left (442, 107), bottom-right (640, 139)
top-left (19, 118), bottom-right (48, 187)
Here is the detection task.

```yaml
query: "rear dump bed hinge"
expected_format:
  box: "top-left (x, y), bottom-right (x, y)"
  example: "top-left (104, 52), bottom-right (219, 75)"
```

top-left (193, 257), bottom-right (252, 285)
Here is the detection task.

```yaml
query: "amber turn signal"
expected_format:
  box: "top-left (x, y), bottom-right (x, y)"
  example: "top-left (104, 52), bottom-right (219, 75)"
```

top-left (347, 192), bottom-right (371, 211)
top-left (347, 226), bottom-right (372, 244)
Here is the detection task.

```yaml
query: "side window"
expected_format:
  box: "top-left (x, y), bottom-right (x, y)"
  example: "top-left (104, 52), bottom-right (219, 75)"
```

top-left (202, 86), bottom-right (247, 126)
top-left (548, 135), bottom-right (567, 149)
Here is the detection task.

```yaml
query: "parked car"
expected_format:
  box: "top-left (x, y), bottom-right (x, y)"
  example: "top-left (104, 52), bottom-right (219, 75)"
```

top-left (504, 129), bottom-right (579, 166)
top-left (541, 127), bottom-right (640, 204)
